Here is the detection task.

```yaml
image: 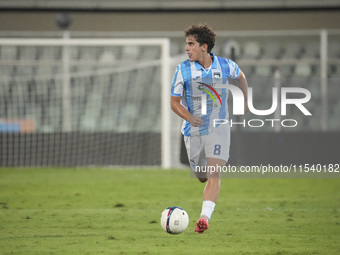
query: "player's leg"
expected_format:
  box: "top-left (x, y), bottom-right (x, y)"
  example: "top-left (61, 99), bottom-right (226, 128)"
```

top-left (184, 135), bottom-right (207, 182)
top-left (195, 125), bottom-right (230, 234)
top-left (195, 157), bottom-right (224, 234)
top-left (203, 157), bottom-right (224, 203)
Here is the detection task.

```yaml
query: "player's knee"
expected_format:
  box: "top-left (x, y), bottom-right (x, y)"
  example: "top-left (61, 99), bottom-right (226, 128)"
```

top-left (198, 177), bottom-right (208, 183)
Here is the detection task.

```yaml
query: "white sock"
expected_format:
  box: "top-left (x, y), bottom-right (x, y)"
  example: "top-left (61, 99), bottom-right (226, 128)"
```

top-left (200, 200), bottom-right (216, 221)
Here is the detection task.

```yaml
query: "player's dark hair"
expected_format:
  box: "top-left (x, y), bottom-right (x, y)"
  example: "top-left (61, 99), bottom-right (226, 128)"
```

top-left (184, 24), bottom-right (216, 53)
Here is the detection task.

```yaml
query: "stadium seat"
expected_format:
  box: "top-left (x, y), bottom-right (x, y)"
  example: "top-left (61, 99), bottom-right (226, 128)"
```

top-left (293, 62), bottom-right (312, 78)
top-left (240, 65), bottom-right (254, 77)
top-left (38, 46), bottom-right (61, 60)
top-left (281, 41), bottom-right (302, 59)
top-left (241, 41), bottom-right (261, 59)
top-left (312, 64), bottom-right (321, 78)
top-left (69, 46), bottom-right (80, 60)
top-left (331, 63), bottom-right (340, 78)
top-left (329, 41), bottom-right (340, 58)
top-left (19, 46), bottom-right (38, 60)
top-left (121, 45), bottom-right (140, 60)
top-left (0, 65), bottom-right (14, 76)
top-left (254, 65), bottom-right (272, 77)
top-left (15, 66), bottom-right (35, 77)
top-left (0, 80), bottom-right (11, 99)
top-left (35, 65), bottom-right (56, 76)
top-left (303, 41), bottom-right (320, 59)
top-left (140, 46), bottom-right (161, 60)
top-left (0, 45), bottom-right (18, 60)
top-left (277, 65), bottom-right (293, 78)
top-left (78, 46), bottom-right (99, 60)
top-left (222, 39), bottom-right (241, 59)
top-left (98, 48), bottom-right (117, 63)
top-left (262, 41), bottom-right (282, 59)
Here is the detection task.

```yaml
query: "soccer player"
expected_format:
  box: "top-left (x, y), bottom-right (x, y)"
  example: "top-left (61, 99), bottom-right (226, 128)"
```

top-left (170, 24), bottom-right (248, 234)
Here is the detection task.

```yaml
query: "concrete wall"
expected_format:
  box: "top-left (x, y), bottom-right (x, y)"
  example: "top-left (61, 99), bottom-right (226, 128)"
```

top-left (0, 10), bottom-right (339, 32)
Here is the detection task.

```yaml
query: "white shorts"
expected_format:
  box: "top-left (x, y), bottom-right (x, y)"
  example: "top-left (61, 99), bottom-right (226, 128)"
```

top-left (184, 124), bottom-right (231, 171)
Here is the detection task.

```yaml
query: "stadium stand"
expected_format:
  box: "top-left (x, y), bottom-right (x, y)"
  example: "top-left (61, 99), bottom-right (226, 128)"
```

top-left (0, 31), bottom-right (338, 134)
top-left (0, 1), bottom-right (339, 167)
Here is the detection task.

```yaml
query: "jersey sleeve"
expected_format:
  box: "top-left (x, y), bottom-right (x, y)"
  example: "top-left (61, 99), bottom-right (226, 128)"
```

top-left (226, 59), bottom-right (240, 79)
top-left (171, 65), bottom-right (184, 97)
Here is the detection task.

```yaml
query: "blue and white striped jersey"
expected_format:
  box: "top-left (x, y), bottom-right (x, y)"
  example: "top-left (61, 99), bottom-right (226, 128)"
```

top-left (171, 53), bottom-right (240, 137)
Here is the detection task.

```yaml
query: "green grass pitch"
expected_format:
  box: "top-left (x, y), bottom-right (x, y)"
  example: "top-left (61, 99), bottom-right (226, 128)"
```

top-left (0, 167), bottom-right (339, 254)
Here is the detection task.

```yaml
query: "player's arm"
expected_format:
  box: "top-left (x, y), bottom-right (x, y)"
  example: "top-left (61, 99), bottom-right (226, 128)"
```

top-left (236, 70), bottom-right (249, 114)
top-left (170, 96), bottom-right (203, 127)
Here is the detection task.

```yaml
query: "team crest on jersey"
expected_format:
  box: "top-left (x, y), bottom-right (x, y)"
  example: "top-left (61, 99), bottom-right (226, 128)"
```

top-left (213, 72), bottom-right (221, 78)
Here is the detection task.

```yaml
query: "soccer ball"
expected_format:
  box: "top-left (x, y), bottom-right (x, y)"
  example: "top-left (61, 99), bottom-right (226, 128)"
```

top-left (160, 206), bottom-right (189, 234)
